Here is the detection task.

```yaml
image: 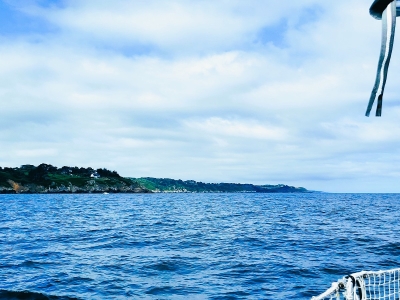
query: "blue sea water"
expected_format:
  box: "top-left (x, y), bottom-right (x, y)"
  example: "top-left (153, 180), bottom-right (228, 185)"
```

top-left (1, 193), bottom-right (400, 299)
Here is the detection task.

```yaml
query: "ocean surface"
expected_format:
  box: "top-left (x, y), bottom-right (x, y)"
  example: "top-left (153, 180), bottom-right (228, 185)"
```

top-left (1, 193), bottom-right (400, 299)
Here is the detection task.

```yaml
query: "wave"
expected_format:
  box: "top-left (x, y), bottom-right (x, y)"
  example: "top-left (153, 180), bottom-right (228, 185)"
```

top-left (0, 290), bottom-right (79, 300)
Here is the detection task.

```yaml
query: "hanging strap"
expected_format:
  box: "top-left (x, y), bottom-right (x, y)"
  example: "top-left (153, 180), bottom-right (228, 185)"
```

top-left (366, 0), bottom-right (397, 116)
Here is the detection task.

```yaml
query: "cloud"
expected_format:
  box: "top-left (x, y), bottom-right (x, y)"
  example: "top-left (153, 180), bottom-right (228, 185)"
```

top-left (14, 0), bottom-right (326, 54)
top-left (184, 117), bottom-right (287, 140)
top-left (0, 0), bottom-right (399, 192)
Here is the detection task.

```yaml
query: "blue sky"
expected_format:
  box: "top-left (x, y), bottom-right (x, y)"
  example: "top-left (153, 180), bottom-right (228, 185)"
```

top-left (0, 0), bottom-right (399, 192)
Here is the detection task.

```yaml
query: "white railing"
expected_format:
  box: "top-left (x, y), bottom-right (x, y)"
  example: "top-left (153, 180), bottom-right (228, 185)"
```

top-left (311, 268), bottom-right (400, 300)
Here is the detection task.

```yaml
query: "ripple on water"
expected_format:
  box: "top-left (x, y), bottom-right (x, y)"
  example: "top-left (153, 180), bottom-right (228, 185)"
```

top-left (1, 193), bottom-right (400, 299)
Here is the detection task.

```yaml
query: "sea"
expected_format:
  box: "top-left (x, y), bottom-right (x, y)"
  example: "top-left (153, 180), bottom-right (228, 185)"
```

top-left (1, 193), bottom-right (400, 299)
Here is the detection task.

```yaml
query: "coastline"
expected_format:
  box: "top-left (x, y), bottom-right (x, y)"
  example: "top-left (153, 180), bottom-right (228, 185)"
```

top-left (0, 164), bottom-right (311, 194)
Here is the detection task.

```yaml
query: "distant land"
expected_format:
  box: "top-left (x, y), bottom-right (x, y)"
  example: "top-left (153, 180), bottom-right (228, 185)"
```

top-left (0, 164), bottom-right (310, 194)
top-left (133, 177), bottom-right (309, 193)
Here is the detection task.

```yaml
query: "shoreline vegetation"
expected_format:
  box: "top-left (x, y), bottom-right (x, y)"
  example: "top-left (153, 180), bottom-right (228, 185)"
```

top-left (0, 164), bottom-right (310, 194)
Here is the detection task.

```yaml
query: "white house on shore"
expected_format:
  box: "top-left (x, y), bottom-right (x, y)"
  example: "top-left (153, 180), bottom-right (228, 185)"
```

top-left (90, 172), bottom-right (100, 179)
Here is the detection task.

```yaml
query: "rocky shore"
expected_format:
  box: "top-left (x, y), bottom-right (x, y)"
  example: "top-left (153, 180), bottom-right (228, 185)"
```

top-left (0, 179), bottom-right (150, 194)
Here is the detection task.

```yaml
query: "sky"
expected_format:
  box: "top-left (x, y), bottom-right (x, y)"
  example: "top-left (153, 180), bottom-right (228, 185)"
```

top-left (0, 0), bottom-right (400, 193)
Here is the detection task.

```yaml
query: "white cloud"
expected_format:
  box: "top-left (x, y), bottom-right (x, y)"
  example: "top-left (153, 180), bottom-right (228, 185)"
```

top-left (17, 0), bottom-right (325, 54)
top-left (184, 117), bottom-right (287, 140)
top-left (0, 0), bottom-right (399, 192)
